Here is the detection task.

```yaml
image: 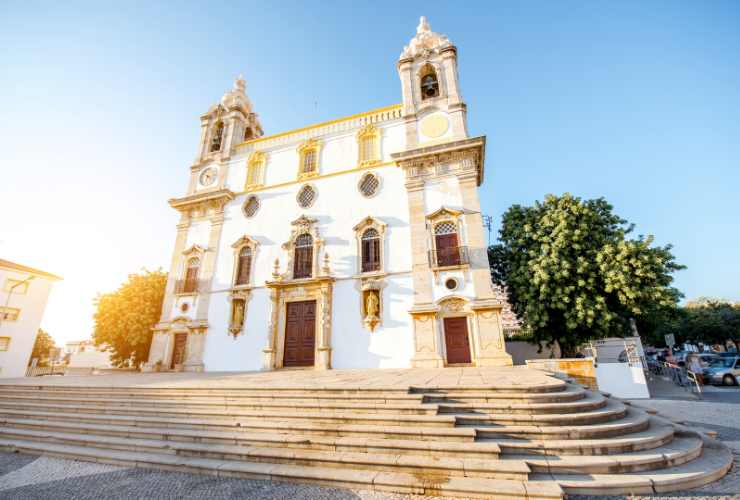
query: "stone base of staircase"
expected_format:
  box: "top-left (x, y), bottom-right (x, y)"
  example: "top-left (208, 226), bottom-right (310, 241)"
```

top-left (0, 367), bottom-right (731, 498)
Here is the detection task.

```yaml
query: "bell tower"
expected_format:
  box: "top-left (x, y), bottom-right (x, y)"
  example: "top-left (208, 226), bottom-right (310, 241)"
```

top-left (195, 75), bottom-right (263, 165)
top-left (397, 17), bottom-right (467, 149)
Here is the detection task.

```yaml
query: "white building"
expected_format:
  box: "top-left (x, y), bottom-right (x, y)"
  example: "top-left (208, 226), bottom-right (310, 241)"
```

top-left (145, 17), bottom-right (513, 372)
top-left (0, 259), bottom-right (62, 378)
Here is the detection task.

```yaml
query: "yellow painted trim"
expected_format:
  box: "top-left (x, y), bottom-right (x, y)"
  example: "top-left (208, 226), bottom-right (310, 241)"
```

top-left (232, 161), bottom-right (397, 197)
top-left (235, 103), bottom-right (402, 150)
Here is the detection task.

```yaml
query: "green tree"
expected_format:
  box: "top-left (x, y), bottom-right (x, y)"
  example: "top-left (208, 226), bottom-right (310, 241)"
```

top-left (92, 269), bottom-right (167, 367)
top-left (29, 329), bottom-right (56, 366)
top-left (489, 193), bottom-right (684, 355)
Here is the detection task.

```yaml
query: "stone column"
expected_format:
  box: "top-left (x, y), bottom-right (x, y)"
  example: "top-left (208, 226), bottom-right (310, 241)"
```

top-left (315, 283), bottom-right (333, 370)
top-left (262, 287), bottom-right (280, 370)
top-left (160, 215), bottom-right (191, 321)
top-left (195, 207), bottom-right (226, 320)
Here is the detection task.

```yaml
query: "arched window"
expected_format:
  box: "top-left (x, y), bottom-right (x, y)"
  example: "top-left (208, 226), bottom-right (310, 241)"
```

top-left (293, 233), bottom-right (313, 279)
top-left (420, 64), bottom-right (439, 100)
top-left (297, 139), bottom-right (321, 180)
top-left (361, 228), bottom-right (381, 273)
top-left (210, 121), bottom-right (224, 152)
top-left (183, 257), bottom-right (200, 293)
top-left (356, 124), bottom-right (380, 167)
top-left (244, 128), bottom-right (254, 141)
top-left (434, 222), bottom-right (460, 266)
top-left (235, 247), bottom-right (252, 286)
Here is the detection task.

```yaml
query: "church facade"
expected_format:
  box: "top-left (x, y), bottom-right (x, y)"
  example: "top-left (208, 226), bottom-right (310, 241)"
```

top-left (144, 18), bottom-right (513, 372)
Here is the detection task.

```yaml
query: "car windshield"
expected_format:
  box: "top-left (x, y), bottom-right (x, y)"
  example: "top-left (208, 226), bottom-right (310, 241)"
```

top-left (708, 358), bottom-right (735, 368)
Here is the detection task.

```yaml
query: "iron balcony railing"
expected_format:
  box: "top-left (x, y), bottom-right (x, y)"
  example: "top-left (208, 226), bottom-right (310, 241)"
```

top-left (429, 246), bottom-right (470, 268)
top-left (174, 279), bottom-right (203, 294)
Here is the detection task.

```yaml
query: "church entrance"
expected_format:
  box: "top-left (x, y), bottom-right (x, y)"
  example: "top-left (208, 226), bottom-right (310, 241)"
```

top-left (170, 332), bottom-right (188, 369)
top-left (283, 300), bottom-right (316, 367)
top-left (443, 317), bottom-right (471, 364)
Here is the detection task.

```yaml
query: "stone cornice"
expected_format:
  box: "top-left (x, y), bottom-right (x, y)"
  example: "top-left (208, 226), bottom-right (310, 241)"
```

top-left (392, 136), bottom-right (486, 186)
top-left (168, 188), bottom-right (235, 213)
top-left (265, 275), bottom-right (335, 289)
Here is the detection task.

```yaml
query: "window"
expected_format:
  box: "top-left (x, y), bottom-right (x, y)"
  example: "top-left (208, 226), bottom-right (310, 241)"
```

top-left (297, 184), bottom-right (316, 208)
top-left (183, 257), bottom-right (200, 293)
top-left (0, 307), bottom-right (20, 322)
top-left (297, 139), bottom-right (321, 180)
top-left (0, 337), bottom-right (9, 351)
top-left (210, 121), bottom-right (224, 152)
top-left (420, 64), bottom-right (440, 100)
top-left (357, 124), bottom-right (380, 166)
top-left (244, 128), bottom-right (254, 141)
top-left (434, 222), bottom-right (461, 266)
top-left (245, 151), bottom-right (266, 190)
top-left (293, 233), bottom-right (313, 279)
top-left (235, 247), bottom-right (252, 286)
top-left (361, 229), bottom-right (381, 273)
top-left (243, 196), bottom-right (259, 218)
top-left (359, 172), bottom-right (380, 198)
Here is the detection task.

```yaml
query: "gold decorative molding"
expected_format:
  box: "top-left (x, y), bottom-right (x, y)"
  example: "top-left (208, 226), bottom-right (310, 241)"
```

top-left (245, 151), bottom-right (267, 191)
top-left (356, 124), bottom-right (381, 167)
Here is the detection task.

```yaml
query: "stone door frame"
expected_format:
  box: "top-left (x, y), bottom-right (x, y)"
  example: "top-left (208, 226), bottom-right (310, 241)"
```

top-left (263, 276), bottom-right (334, 371)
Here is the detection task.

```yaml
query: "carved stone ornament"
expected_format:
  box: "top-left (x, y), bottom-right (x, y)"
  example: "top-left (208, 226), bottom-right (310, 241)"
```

top-left (400, 17), bottom-right (453, 60)
top-left (439, 297), bottom-right (467, 313)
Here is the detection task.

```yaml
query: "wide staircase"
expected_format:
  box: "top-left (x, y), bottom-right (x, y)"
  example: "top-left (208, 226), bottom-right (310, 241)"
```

top-left (0, 371), bottom-right (731, 499)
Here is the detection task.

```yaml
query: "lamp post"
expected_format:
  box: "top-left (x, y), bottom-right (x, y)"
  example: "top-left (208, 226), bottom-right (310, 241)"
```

top-left (0, 275), bottom-right (35, 330)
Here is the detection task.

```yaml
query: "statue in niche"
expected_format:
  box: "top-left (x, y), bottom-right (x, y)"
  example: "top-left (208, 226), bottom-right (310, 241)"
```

top-left (363, 290), bottom-right (380, 332)
top-left (229, 298), bottom-right (245, 337)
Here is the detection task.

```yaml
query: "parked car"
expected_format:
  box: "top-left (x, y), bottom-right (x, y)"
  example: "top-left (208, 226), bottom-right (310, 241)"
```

top-left (703, 356), bottom-right (740, 386)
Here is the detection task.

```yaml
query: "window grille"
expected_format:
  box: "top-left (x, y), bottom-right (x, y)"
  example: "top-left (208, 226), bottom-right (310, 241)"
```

top-left (361, 228), bottom-right (381, 273)
top-left (302, 149), bottom-right (316, 174)
top-left (293, 234), bottom-right (313, 279)
top-left (243, 196), bottom-right (259, 218)
top-left (235, 247), bottom-right (252, 286)
top-left (359, 173), bottom-right (380, 198)
top-left (360, 136), bottom-right (377, 164)
top-left (297, 185), bottom-right (316, 208)
top-left (434, 221), bottom-right (457, 235)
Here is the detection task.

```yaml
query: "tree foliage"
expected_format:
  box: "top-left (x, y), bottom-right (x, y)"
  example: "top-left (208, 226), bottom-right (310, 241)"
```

top-left (29, 329), bottom-right (56, 366)
top-left (489, 193), bottom-right (684, 354)
top-left (92, 269), bottom-right (167, 367)
top-left (650, 299), bottom-right (740, 348)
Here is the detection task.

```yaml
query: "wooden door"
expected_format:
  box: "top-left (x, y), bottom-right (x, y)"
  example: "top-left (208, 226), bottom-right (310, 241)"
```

top-left (283, 300), bottom-right (316, 367)
top-left (435, 233), bottom-right (460, 266)
top-left (443, 317), bottom-right (471, 364)
top-left (171, 332), bottom-right (188, 369)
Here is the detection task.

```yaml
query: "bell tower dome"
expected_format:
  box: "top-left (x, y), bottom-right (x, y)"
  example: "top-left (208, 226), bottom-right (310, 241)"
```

top-left (397, 17), bottom-right (467, 148)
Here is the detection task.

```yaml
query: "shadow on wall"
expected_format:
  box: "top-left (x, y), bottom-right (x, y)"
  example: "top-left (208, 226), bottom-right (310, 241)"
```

top-left (506, 340), bottom-right (561, 365)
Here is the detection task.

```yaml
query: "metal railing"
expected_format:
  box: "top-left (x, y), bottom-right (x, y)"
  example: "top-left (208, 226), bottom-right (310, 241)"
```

top-left (648, 360), bottom-right (703, 396)
top-left (429, 246), bottom-right (470, 268)
top-left (25, 365), bottom-right (66, 377)
top-left (174, 279), bottom-right (202, 294)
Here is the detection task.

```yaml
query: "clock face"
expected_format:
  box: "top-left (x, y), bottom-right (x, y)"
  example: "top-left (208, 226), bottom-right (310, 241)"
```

top-left (199, 167), bottom-right (217, 186)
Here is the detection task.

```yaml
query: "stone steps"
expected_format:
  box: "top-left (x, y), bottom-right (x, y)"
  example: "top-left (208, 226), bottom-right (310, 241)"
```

top-left (0, 438), bottom-right (564, 499)
top-left (453, 400), bottom-right (625, 425)
top-left (437, 392), bottom-right (606, 415)
top-left (509, 434), bottom-right (703, 473)
top-left (0, 428), bottom-right (530, 480)
top-left (0, 417), bottom-right (502, 459)
top-left (422, 386), bottom-right (587, 403)
top-left (531, 435), bottom-right (733, 496)
top-left (493, 417), bottom-right (676, 455)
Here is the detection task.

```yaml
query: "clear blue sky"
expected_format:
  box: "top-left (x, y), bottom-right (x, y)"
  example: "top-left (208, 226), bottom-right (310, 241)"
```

top-left (1, 1), bottom-right (738, 343)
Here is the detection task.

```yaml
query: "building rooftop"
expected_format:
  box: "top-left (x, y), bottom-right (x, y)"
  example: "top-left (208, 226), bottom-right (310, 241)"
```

top-left (0, 258), bottom-right (62, 281)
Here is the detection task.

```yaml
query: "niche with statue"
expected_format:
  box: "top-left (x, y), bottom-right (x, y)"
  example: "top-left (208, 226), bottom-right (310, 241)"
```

top-left (361, 284), bottom-right (383, 332)
top-left (228, 291), bottom-right (251, 338)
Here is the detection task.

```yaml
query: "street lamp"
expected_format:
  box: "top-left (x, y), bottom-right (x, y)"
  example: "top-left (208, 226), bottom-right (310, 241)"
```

top-left (0, 275), bottom-right (35, 329)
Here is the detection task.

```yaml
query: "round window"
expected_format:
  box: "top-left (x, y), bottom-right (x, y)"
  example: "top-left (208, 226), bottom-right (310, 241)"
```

top-left (444, 278), bottom-right (458, 291)
top-left (243, 195), bottom-right (260, 218)
top-left (359, 173), bottom-right (380, 198)
top-left (297, 184), bottom-right (316, 208)
top-left (180, 302), bottom-right (189, 312)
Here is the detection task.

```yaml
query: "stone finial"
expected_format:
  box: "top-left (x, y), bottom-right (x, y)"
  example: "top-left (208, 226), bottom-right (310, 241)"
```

top-left (272, 258), bottom-right (281, 280)
top-left (417, 16), bottom-right (430, 34)
top-left (234, 74), bottom-right (246, 92)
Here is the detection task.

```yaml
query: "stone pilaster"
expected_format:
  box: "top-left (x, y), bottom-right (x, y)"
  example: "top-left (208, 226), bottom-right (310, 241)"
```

top-left (160, 215), bottom-right (191, 321)
top-left (470, 302), bottom-right (512, 366)
top-left (184, 329), bottom-right (207, 372)
top-left (409, 307), bottom-right (444, 368)
top-left (457, 171), bottom-right (495, 300)
top-left (316, 283), bottom-right (333, 370)
top-left (262, 287), bottom-right (280, 370)
top-left (195, 208), bottom-right (226, 320)
top-left (405, 179), bottom-right (434, 305)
